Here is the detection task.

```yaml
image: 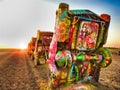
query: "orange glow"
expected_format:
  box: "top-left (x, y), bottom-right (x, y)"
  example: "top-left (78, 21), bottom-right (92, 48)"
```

top-left (104, 41), bottom-right (120, 48)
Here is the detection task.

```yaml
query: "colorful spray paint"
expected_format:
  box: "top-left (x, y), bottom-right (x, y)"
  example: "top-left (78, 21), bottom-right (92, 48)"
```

top-left (48, 3), bottom-right (112, 88)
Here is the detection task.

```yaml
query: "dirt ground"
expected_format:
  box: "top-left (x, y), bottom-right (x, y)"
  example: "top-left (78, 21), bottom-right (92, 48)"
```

top-left (0, 49), bottom-right (119, 90)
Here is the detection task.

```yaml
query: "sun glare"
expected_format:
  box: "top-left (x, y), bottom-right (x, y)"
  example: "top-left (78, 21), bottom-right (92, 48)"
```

top-left (19, 43), bottom-right (26, 50)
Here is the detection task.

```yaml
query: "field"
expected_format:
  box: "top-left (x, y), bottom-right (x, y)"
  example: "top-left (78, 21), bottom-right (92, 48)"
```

top-left (0, 48), bottom-right (119, 90)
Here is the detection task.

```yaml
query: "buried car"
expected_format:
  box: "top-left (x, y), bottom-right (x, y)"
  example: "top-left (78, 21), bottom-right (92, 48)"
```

top-left (34, 30), bottom-right (53, 66)
top-left (27, 37), bottom-right (36, 60)
top-left (48, 3), bottom-right (112, 88)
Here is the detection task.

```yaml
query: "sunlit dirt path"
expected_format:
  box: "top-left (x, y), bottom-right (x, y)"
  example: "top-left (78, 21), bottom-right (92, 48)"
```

top-left (0, 49), bottom-right (41, 90)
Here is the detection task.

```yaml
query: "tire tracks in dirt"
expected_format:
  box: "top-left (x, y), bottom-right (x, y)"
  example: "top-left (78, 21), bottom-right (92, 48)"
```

top-left (0, 50), bottom-right (39, 90)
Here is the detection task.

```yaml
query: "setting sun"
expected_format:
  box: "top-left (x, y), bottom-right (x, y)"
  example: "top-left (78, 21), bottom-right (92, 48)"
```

top-left (19, 42), bottom-right (26, 50)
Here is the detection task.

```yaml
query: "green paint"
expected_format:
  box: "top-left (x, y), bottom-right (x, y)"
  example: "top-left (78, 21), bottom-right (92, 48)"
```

top-left (75, 66), bottom-right (79, 81)
top-left (93, 56), bottom-right (97, 60)
top-left (71, 10), bottom-right (87, 14)
top-left (76, 55), bottom-right (85, 61)
top-left (60, 10), bottom-right (67, 20)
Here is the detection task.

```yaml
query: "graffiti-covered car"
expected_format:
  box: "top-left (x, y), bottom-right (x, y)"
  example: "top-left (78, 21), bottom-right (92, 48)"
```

top-left (48, 3), bottom-right (112, 88)
top-left (27, 37), bottom-right (36, 60)
top-left (34, 30), bottom-right (53, 66)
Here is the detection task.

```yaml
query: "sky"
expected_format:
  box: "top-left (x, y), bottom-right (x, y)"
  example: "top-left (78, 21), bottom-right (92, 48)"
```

top-left (0, 0), bottom-right (120, 48)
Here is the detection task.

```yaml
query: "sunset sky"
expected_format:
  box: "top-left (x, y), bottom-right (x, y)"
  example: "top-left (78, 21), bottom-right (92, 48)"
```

top-left (0, 0), bottom-right (120, 48)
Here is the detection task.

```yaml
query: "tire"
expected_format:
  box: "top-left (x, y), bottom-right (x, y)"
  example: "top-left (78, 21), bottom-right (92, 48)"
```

top-left (96, 47), bottom-right (112, 68)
